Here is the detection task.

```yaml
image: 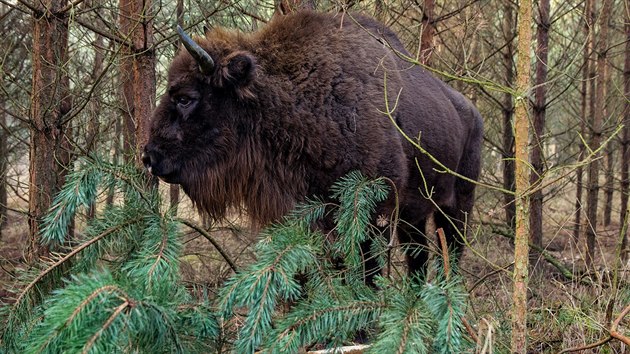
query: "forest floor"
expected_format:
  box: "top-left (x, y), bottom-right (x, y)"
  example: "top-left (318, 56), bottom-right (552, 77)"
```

top-left (1, 195), bottom-right (629, 353)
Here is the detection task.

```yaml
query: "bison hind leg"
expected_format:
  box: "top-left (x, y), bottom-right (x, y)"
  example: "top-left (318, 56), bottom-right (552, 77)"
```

top-left (397, 218), bottom-right (430, 278)
top-left (433, 206), bottom-right (467, 266)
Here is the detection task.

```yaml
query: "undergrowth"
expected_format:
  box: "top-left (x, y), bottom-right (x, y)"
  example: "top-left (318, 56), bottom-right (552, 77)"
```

top-left (0, 157), bottom-right (472, 353)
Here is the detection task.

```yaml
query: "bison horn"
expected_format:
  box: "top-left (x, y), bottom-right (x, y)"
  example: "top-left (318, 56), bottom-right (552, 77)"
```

top-left (176, 25), bottom-right (215, 75)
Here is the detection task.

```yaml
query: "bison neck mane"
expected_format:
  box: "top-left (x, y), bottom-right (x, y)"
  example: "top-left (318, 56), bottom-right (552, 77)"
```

top-left (183, 110), bottom-right (309, 227)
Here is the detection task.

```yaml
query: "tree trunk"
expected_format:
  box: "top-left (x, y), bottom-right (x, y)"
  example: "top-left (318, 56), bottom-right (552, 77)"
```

top-left (0, 0), bottom-right (6, 242)
top-left (603, 135), bottom-right (614, 226)
top-left (603, 9), bottom-right (615, 226)
top-left (511, 0), bottom-right (532, 351)
top-left (419, 0), bottom-right (435, 66)
top-left (106, 115), bottom-right (122, 206)
top-left (620, 15), bottom-right (630, 260)
top-left (28, 0), bottom-right (71, 261)
top-left (374, 0), bottom-right (385, 21)
top-left (529, 0), bottom-right (549, 249)
top-left (119, 0), bottom-right (156, 167)
top-left (0, 101), bottom-right (6, 240)
top-left (87, 32), bottom-right (105, 219)
top-left (585, 0), bottom-right (611, 268)
top-left (169, 0), bottom-right (184, 216)
top-left (574, 0), bottom-right (594, 241)
top-left (276, 0), bottom-right (315, 15)
top-left (503, 3), bottom-right (516, 231)
top-left (119, 0), bottom-right (136, 161)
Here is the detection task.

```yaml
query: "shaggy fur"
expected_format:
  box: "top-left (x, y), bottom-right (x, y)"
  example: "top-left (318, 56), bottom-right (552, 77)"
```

top-left (144, 11), bottom-right (483, 276)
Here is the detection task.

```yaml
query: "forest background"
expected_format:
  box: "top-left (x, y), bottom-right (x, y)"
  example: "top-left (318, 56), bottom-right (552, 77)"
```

top-left (0, 0), bottom-right (629, 352)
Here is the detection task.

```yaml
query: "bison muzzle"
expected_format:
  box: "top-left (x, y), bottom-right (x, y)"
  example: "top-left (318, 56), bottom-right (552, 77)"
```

top-left (144, 11), bottom-right (483, 280)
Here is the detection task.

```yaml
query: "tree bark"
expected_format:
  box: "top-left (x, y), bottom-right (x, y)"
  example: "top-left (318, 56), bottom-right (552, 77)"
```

top-left (419, 0), bottom-right (435, 66)
top-left (0, 98), bottom-right (6, 240)
top-left (119, 0), bottom-right (136, 161)
top-left (603, 7), bottom-right (615, 226)
top-left (503, 3), bottom-right (516, 231)
top-left (603, 125), bottom-right (614, 226)
top-left (511, 0), bottom-right (532, 351)
top-left (529, 0), bottom-right (549, 249)
top-left (87, 31), bottom-right (105, 219)
top-left (620, 12), bottom-right (630, 260)
top-left (574, 0), bottom-right (595, 241)
top-left (276, 0), bottom-right (315, 15)
top-left (28, 0), bottom-right (71, 261)
top-left (0, 0), bottom-right (5, 243)
top-left (119, 0), bottom-right (156, 167)
top-left (585, 0), bottom-right (611, 268)
top-left (169, 0), bottom-right (184, 215)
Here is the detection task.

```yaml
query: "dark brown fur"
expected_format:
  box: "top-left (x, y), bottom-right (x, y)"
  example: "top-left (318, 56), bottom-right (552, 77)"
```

top-left (144, 11), bottom-right (483, 276)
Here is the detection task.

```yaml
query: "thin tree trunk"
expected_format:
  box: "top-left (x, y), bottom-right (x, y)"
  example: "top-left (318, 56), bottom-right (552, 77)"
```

top-left (503, 3), bottom-right (516, 231)
top-left (603, 13), bottom-right (615, 226)
top-left (28, 0), bottom-right (71, 261)
top-left (374, 0), bottom-right (385, 21)
top-left (419, 0), bottom-right (435, 66)
top-left (106, 115), bottom-right (122, 206)
top-left (574, 0), bottom-right (594, 241)
top-left (168, 0), bottom-right (184, 216)
top-left (0, 101), bottom-right (6, 240)
top-left (620, 14), bottom-right (630, 260)
top-left (603, 129), bottom-right (614, 226)
top-left (585, 0), bottom-right (611, 268)
top-left (529, 0), bottom-right (549, 249)
top-left (511, 0), bottom-right (532, 351)
top-left (276, 0), bottom-right (315, 15)
top-left (87, 32), bottom-right (104, 219)
top-left (119, 0), bottom-right (136, 161)
top-left (0, 0), bottom-right (6, 242)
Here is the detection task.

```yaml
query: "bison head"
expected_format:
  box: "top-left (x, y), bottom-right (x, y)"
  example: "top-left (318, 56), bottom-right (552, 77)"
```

top-left (142, 26), bottom-right (257, 186)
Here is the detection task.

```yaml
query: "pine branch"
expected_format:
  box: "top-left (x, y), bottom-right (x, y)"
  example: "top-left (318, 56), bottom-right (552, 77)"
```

top-left (266, 296), bottom-right (383, 353)
top-left (2, 217), bottom-right (142, 351)
top-left (368, 278), bottom-right (435, 354)
top-left (177, 218), bottom-right (237, 272)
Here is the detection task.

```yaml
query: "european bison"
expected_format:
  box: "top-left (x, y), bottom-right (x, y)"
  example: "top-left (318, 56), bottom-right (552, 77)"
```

top-left (143, 11), bottom-right (483, 279)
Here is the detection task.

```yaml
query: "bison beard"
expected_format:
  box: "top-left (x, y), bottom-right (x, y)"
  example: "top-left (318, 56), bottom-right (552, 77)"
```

top-left (144, 11), bottom-right (483, 281)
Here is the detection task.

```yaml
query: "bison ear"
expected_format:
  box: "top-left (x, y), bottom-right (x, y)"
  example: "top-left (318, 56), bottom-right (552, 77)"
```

top-left (219, 51), bottom-right (256, 95)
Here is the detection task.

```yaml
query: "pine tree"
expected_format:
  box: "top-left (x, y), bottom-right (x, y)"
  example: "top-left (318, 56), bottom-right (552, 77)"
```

top-left (1, 156), bottom-right (218, 353)
top-left (1, 163), bottom-right (472, 353)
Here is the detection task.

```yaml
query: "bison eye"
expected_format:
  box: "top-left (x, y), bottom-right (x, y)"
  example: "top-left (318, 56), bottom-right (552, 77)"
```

top-left (176, 96), bottom-right (193, 108)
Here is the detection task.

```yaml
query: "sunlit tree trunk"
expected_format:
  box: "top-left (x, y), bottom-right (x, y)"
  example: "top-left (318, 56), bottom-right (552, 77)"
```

top-left (0, 0), bottom-right (5, 242)
top-left (585, 0), bottom-right (611, 268)
top-left (574, 0), bottom-right (595, 241)
top-left (529, 0), bottom-right (549, 249)
top-left (28, 0), bottom-right (71, 261)
top-left (0, 96), bottom-right (6, 240)
top-left (503, 2), bottom-right (516, 231)
top-left (511, 0), bottom-right (532, 351)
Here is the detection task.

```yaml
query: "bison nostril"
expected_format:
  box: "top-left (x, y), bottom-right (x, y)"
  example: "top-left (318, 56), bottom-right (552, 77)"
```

top-left (141, 151), bottom-right (152, 168)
